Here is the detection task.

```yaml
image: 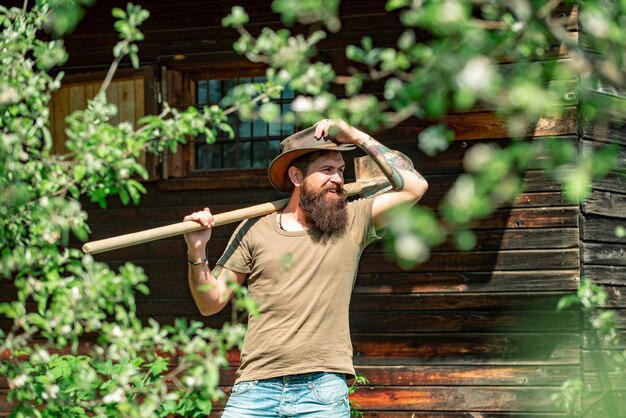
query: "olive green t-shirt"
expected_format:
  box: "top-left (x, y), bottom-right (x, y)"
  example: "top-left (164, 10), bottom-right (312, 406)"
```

top-left (217, 198), bottom-right (380, 383)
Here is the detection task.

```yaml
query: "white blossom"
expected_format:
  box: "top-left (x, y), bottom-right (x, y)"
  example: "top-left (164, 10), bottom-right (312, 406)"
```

top-left (448, 175), bottom-right (475, 210)
top-left (395, 234), bottom-right (429, 263)
top-left (110, 325), bottom-right (124, 338)
top-left (464, 143), bottom-right (499, 173)
top-left (581, 11), bottom-right (609, 38)
top-left (34, 349), bottom-right (51, 363)
top-left (103, 388), bottom-right (125, 404)
top-left (42, 385), bottom-right (59, 400)
top-left (0, 86), bottom-right (19, 104)
top-left (10, 374), bottom-right (28, 388)
top-left (291, 96), bottom-right (314, 112)
top-left (184, 376), bottom-right (201, 387)
top-left (439, 1), bottom-right (463, 24)
top-left (457, 57), bottom-right (494, 92)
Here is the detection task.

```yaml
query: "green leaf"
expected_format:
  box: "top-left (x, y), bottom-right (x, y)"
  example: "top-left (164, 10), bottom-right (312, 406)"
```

top-left (563, 168), bottom-right (591, 203)
top-left (222, 6), bottom-right (249, 27)
top-left (453, 229), bottom-right (476, 251)
top-left (148, 357), bottom-right (170, 375)
top-left (119, 188), bottom-right (130, 205)
top-left (130, 52), bottom-right (139, 69)
top-left (112, 8), bottom-right (126, 19)
top-left (386, 0), bottom-right (410, 11)
top-left (73, 165), bottom-right (87, 182)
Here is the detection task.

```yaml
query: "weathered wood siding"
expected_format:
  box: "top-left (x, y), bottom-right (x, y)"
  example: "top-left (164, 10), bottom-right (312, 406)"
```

top-left (77, 127), bottom-right (583, 417)
top-left (579, 81), bottom-right (626, 417)
top-left (0, 1), bottom-right (595, 416)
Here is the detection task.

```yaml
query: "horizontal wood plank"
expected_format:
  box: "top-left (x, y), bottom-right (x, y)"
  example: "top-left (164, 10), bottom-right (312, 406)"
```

top-left (354, 270), bottom-right (579, 294)
top-left (352, 365), bottom-right (578, 387)
top-left (348, 311), bottom-right (578, 333)
top-left (2, 270), bottom-right (578, 302)
top-left (351, 333), bottom-right (579, 365)
top-left (583, 265), bottom-right (626, 286)
top-left (97, 247), bottom-right (580, 275)
top-left (582, 215), bottom-right (626, 244)
top-left (349, 386), bottom-right (567, 412)
top-left (582, 243), bottom-right (626, 266)
top-left (582, 190), bottom-right (626, 218)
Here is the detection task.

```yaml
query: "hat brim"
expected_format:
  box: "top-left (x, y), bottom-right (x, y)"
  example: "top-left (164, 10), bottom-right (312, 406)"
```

top-left (268, 144), bottom-right (356, 192)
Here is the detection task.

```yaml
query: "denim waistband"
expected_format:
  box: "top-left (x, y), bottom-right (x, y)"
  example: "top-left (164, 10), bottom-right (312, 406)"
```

top-left (260, 371), bottom-right (346, 385)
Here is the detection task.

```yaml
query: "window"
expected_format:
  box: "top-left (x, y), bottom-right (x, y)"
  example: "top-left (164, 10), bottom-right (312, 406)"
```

top-left (193, 76), bottom-right (295, 172)
top-left (49, 73), bottom-right (147, 155)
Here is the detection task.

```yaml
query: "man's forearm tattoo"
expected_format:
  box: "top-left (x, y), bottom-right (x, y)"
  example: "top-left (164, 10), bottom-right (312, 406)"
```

top-left (362, 137), bottom-right (422, 191)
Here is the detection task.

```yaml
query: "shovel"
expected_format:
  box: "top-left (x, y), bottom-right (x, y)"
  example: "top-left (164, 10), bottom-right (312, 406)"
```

top-left (82, 155), bottom-right (392, 255)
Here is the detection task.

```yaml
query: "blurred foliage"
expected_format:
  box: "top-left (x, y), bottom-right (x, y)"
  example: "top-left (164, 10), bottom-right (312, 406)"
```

top-left (0, 2), bottom-right (252, 416)
top-left (2, 0), bottom-right (626, 416)
top-left (348, 373), bottom-right (369, 417)
top-left (222, 2), bottom-right (626, 413)
top-left (554, 278), bottom-right (626, 416)
top-left (42, 0), bottom-right (96, 36)
top-left (223, 0), bottom-right (625, 267)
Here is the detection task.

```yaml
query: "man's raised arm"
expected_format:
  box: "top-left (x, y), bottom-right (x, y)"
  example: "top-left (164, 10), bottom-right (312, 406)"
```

top-left (314, 119), bottom-right (429, 227)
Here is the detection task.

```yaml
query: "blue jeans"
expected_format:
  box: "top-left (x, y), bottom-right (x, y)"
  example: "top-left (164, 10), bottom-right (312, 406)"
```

top-left (221, 372), bottom-right (350, 417)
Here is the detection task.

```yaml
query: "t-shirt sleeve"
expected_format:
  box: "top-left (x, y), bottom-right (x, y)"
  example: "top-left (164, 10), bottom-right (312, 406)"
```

top-left (349, 197), bottom-right (382, 248)
top-left (216, 219), bottom-right (256, 274)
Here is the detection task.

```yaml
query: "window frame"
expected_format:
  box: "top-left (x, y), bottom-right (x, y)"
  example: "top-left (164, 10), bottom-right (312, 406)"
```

top-left (159, 63), bottom-right (296, 189)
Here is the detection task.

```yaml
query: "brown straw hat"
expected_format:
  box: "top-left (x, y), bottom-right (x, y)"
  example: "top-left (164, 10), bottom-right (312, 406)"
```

top-left (268, 125), bottom-right (356, 192)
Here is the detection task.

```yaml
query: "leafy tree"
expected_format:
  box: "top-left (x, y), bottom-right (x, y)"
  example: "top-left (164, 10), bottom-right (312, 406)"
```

top-left (224, 0), bottom-right (624, 263)
top-left (1, 2), bottom-right (251, 417)
top-left (1, 0), bottom-right (625, 416)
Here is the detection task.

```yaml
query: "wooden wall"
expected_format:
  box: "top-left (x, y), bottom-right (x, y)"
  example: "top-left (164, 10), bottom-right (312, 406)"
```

top-left (79, 128), bottom-right (582, 417)
top-left (1, 0), bottom-right (602, 416)
top-left (579, 82), bottom-right (626, 417)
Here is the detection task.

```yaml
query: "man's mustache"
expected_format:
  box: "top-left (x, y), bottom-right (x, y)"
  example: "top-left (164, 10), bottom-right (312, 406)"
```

top-left (323, 185), bottom-right (347, 198)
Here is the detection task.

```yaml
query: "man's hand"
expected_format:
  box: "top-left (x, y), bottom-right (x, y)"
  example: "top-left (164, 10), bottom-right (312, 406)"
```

top-left (313, 119), bottom-right (366, 145)
top-left (183, 207), bottom-right (214, 261)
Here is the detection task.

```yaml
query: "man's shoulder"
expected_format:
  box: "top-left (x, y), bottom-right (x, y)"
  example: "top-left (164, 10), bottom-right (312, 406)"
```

top-left (347, 197), bottom-right (375, 214)
top-left (230, 214), bottom-right (271, 238)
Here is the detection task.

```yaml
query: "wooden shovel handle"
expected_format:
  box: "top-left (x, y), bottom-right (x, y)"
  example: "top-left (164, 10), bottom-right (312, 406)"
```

top-left (81, 178), bottom-right (388, 255)
top-left (82, 198), bottom-right (290, 254)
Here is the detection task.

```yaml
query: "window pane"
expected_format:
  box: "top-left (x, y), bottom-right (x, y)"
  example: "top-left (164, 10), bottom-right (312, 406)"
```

top-left (208, 79), bottom-right (222, 104)
top-left (196, 142), bottom-right (208, 168)
top-left (193, 74), bottom-right (294, 171)
top-left (281, 103), bottom-right (294, 135)
top-left (197, 80), bottom-right (208, 105)
top-left (252, 118), bottom-right (266, 137)
top-left (239, 141), bottom-right (252, 169)
top-left (268, 119), bottom-right (281, 137)
top-left (222, 141), bottom-right (238, 169)
top-left (283, 85), bottom-right (294, 99)
top-left (239, 120), bottom-right (252, 138)
top-left (268, 139), bottom-right (281, 160)
top-left (252, 140), bottom-right (267, 168)
top-left (196, 143), bottom-right (223, 170)
top-left (223, 79), bottom-right (236, 96)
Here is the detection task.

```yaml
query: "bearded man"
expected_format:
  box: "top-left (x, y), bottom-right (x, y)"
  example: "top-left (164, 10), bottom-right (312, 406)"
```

top-left (183, 119), bottom-right (428, 417)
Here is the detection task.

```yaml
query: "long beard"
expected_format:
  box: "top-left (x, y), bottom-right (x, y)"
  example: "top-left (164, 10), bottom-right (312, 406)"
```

top-left (299, 180), bottom-right (349, 238)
